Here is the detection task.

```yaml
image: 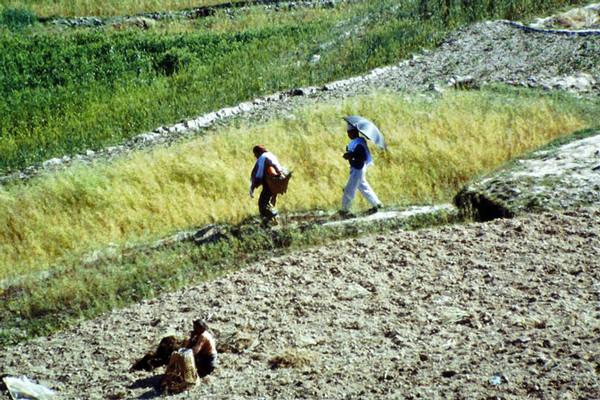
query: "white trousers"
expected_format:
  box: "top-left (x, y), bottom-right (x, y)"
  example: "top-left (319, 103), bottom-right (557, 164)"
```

top-left (341, 166), bottom-right (380, 211)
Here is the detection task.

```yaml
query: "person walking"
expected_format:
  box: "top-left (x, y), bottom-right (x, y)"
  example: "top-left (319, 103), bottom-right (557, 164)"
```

top-left (340, 123), bottom-right (383, 216)
top-left (249, 145), bottom-right (283, 223)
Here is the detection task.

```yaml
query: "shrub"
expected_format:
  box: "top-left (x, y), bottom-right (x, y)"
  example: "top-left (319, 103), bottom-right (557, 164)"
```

top-left (0, 7), bottom-right (37, 30)
top-left (155, 47), bottom-right (195, 76)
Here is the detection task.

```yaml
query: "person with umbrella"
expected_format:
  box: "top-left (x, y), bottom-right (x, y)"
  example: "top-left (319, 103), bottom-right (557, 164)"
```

top-left (340, 116), bottom-right (384, 216)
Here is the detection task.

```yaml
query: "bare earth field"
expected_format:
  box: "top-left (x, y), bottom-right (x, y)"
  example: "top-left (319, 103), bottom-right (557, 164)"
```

top-left (1, 208), bottom-right (599, 399)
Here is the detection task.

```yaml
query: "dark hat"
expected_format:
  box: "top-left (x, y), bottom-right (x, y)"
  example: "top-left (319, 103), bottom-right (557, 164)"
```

top-left (346, 122), bottom-right (359, 133)
top-left (193, 319), bottom-right (208, 334)
top-left (253, 145), bottom-right (267, 156)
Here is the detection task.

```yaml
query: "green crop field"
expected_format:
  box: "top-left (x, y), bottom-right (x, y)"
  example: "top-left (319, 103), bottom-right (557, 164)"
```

top-left (1, 0), bottom-right (234, 17)
top-left (0, 0), bottom-right (589, 173)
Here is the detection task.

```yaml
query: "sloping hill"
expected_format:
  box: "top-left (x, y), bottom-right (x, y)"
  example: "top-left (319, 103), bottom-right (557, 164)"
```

top-left (2, 6), bottom-right (600, 400)
top-left (3, 17), bottom-right (600, 183)
top-left (456, 129), bottom-right (600, 220)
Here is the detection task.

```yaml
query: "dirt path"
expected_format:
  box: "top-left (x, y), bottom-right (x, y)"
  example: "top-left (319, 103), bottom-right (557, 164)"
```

top-left (1, 207), bottom-right (598, 399)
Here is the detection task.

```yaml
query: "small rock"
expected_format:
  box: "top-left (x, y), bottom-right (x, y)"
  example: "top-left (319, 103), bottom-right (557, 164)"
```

top-left (43, 158), bottom-right (63, 168)
top-left (442, 370), bottom-right (457, 378)
top-left (290, 88), bottom-right (306, 96)
top-left (450, 75), bottom-right (478, 90)
top-left (489, 373), bottom-right (509, 385)
top-left (428, 83), bottom-right (445, 94)
top-left (295, 335), bottom-right (318, 347)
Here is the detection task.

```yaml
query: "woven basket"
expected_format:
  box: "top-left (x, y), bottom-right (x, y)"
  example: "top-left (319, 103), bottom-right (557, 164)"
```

top-left (265, 171), bottom-right (292, 194)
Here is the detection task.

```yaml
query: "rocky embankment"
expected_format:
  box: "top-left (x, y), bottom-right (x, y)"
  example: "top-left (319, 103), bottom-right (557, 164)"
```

top-left (42, 0), bottom-right (345, 28)
top-left (456, 130), bottom-right (600, 220)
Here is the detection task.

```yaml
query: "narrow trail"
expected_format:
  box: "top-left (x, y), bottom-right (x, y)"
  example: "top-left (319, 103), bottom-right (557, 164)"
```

top-left (503, 20), bottom-right (600, 36)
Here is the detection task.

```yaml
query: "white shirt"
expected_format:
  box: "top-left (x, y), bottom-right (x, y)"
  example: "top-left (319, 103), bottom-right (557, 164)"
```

top-left (252, 151), bottom-right (282, 181)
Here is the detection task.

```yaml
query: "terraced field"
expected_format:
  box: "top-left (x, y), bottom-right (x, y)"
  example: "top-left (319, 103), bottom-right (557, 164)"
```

top-left (1, 2), bottom-right (600, 399)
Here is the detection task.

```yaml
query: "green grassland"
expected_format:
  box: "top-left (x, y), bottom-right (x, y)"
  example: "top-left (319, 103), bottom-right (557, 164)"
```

top-left (3, 89), bottom-right (597, 278)
top-left (1, 0), bottom-right (582, 19)
top-left (0, 0), bottom-right (590, 173)
top-left (1, 0), bottom-right (234, 17)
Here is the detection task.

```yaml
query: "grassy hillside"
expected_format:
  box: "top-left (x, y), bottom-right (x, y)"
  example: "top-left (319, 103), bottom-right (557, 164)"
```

top-left (0, 0), bottom-right (233, 17)
top-left (1, 87), bottom-right (599, 347)
top-left (1, 87), bottom-right (598, 279)
top-left (0, 0), bottom-right (596, 347)
top-left (0, 0), bottom-right (589, 173)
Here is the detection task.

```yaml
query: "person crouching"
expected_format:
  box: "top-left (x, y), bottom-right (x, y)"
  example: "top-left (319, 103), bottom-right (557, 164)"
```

top-left (188, 319), bottom-right (218, 377)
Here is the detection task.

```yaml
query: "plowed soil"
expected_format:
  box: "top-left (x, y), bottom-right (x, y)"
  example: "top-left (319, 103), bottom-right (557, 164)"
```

top-left (2, 208), bottom-right (599, 399)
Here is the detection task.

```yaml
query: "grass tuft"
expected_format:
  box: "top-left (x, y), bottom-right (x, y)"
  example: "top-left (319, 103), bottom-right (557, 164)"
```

top-left (269, 348), bottom-right (318, 369)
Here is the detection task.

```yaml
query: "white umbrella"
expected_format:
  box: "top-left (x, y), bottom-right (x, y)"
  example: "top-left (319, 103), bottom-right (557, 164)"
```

top-left (343, 115), bottom-right (386, 150)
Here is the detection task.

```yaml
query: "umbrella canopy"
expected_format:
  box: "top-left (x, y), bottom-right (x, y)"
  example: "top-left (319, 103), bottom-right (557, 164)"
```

top-left (343, 115), bottom-right (386, 150)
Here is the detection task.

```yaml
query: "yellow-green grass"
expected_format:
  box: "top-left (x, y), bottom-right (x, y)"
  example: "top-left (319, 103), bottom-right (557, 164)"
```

top-left (0, 89), bottom-right (596, 281)
top-left (141, 7), bottom-right (341, 35)
top-left (1, 0), bottom-right (240, 17)
top-left (193, 7), bottom-right (340, 34)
